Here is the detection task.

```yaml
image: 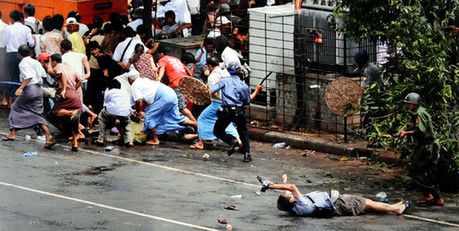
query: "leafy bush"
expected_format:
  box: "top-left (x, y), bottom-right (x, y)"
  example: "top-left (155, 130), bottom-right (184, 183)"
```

top-left (334, 0), bottom-right (459, 191)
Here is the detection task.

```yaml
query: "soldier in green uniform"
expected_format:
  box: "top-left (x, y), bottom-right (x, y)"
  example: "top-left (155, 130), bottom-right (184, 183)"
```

top-left (396, 93), bottom-right (444, 206)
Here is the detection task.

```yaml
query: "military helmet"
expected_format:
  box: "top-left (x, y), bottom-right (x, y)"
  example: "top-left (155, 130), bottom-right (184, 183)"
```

top-left (403, 92), bottom-right (421, 105)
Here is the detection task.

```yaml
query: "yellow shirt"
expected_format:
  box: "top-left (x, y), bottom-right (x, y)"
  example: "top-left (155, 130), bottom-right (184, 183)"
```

top-left (68, 32), bottom-right (86, 54)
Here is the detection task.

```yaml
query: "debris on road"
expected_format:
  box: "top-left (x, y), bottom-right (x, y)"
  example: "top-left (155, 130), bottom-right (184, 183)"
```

top-left (376, 191), bottom-right (389, 203)
top-left (23, 151), bottom-right (38, 157)
top-left (202, 153), bottom-right (209, 160)
top-left (224, 204), bottom-right (238, 211)
top-left (104, 146), bottom-right (114, 152)
top-left (217, 217), bottom-right (227, 224)
top-left (25, 135), bottom-right (31, 141)
top-left (226, 224), bottom-right (233, 230)
top-left (230, 194), bottom-right (242, 199)
top-left (256, 190), bottom-right (262, 195)
top-left (272, 142), bottom-right (286, 149)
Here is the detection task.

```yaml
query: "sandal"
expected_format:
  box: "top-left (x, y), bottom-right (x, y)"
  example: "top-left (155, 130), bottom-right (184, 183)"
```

top-left (44, 139), bottom-right (56, 150)
top-left (2, 135), bottom-right (15, 141)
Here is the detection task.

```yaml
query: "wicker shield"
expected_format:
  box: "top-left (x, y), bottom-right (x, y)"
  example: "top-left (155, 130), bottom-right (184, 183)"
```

top-left (178, 76), bottom-right (211, 105)
top-left (325, 77), bottom-right (365, 116)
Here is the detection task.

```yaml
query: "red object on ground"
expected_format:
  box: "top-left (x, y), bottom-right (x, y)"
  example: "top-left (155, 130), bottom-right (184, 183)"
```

top-left (217, 217), bottom-right (227, 224)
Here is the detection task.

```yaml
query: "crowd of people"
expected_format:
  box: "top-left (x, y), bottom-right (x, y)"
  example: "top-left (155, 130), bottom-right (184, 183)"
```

top-left (0, 0), bottom-right (271, 162)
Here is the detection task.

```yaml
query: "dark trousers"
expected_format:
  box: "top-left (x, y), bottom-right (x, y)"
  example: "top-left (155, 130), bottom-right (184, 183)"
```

top-left (213, 107), bottom-right (250, 154)
top-left (410, 143), bottom-right (441, 199)
top-left (191, 14), bottom-right (203, 35)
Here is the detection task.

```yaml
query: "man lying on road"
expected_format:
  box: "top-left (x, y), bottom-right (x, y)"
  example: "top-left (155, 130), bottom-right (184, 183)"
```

top-left (257, 174), bottom-right (408, 217)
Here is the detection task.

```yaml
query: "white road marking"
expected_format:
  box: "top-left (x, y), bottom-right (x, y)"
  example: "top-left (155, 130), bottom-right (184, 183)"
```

top-left (2, 132), bottom-right (459, 228)
top-left (0, 181), bottom-right (219, 231)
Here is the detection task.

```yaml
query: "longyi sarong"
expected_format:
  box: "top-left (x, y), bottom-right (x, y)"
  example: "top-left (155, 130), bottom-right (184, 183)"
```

top-left (8, 84), bottom-right (47, 129)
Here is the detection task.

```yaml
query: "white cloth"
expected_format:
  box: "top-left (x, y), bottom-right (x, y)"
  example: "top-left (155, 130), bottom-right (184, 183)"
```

top-left (3, 22), bottom-right (35, 53)
top-left (221, 47), bottom-right (242, 67)
top-left (215, 16), bottom-right (231, 26)
top-left (114, 70), bottom-right (139, 95)
top-left (186, 0), bottom-right (200, 15)
top-left (127, 19), bottom-right (143, 31)
top-left (113, 36), bottom-right (145, 71)
top-left (62, 51), bottom-right (86, 77)
top-left (24, 16), bottom-right (43, 34)
top-left (104, 88), bottom-right (132, 117)
top-left (19, 56), bottom-right (45, 85)
top-left (156, 0), bottom-right (192, 23)
top-left (0, 19), bottom-right (7, 48)
top-left (208, 64), bottom-right (230, 102)
top-left (131, 77), bottom-right (160, 104)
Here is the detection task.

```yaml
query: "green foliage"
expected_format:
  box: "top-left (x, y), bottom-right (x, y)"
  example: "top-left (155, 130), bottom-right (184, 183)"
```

top-left (335, 0), bottom-right (459, 191)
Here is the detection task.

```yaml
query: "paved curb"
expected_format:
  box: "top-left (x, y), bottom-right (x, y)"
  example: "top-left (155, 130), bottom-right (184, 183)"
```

top-left (248, 127), bottom-right (374, 157)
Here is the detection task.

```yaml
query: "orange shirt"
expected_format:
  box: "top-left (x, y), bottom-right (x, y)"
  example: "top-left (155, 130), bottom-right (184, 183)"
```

top-left (158, 55), bottom-right (188, 88)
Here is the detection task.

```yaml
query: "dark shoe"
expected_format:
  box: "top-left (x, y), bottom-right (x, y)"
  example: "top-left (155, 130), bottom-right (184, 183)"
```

top-left (243, 153), bottom-right (252, 162)
top-left (71, 146), bottom-right (78, 152)
top-left (227, 140), bottom-right (240, 156)
top-left (403, 200), bottom-right (412, 214)
top-left (44, 140), bottom-right (56, 150)
top-left (257, 176), bottom-right (271, 192)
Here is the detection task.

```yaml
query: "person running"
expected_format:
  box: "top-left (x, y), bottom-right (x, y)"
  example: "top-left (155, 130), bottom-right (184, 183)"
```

top-left (2, 45), bottom-right (54, 149)
top-left (258, 174), bottom-right (408, 217)
top-left (211, 61), bottom-right (263, 162)
top-left (157, 45), bottom-right (197, 124)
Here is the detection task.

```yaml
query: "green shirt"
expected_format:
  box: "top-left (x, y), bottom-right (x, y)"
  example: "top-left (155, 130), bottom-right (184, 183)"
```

top-left (413, 106), bottom-right (436, 144)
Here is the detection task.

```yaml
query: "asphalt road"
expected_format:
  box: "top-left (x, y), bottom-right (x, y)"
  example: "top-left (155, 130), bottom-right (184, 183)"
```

top-left (0, 118), bottom-right (458, 230)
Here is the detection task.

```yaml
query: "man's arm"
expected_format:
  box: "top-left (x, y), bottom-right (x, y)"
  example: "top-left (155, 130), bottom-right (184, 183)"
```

top-left (82, 56), bottom-right (91, 80)
top-left (15, 78), bottom-right (32, 96)
top-left (210, 79), bottom-right (223, 94)
top-left (268, 183), bottom-right (302, 199)
top-left (157, 66), bottom-right (165, 81)
top-left (250, 84), bottom-right (263, 100)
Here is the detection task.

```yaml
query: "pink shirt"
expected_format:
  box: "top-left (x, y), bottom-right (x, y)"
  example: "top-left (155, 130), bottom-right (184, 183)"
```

top-left (158, 55), bottom-right (188, 88)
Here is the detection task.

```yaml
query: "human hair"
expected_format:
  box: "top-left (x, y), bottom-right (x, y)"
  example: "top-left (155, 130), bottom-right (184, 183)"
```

top-left (24, 3), bottom-right (35, 16)
top-left (165, 10), bottom-right (176, 21)
top-left (120, 15), bottom-right (129, 26)
top-left (9, 10), bottom-right (22, 22)
top-left (108, 79), bottom-right (121, 90)
top-left (181, 52), bottom-right (195, 65)
top-left (60, 39), bottom-right (72, 51)
top-left (50, 53), bottom-right (62, 63)
top-left (207, 54), bottom-right (221, 67)
top-left (67, 10), bottom-right (81, 22)
top-left (353, 50), bottom-right (369, 66)
top-left (109, 13), bottom-right (123, 31)
top-left (122, 26), bottom-right (136, 38)
top-left (157, 44), bottom-right (171, 55)
top-left (102, 23), bottom-right (113, 34)
top-left (204, 37), bottom-right (215, 47)
top-left (18, 45), bottom-right (31, 57)
top-left (130, 43), bottom-right (145, 64)
top-left (92, 16), bottom-right (103, 30)
top-left (136, 24), bottom-right (147, 36)
top-left (53, 14), bottom-right (64, 30)
top-left (42, 15), bottom-right (54, 31)
top-left (277, 194), bottom-right (295, 212)
top-left (87, 41), bottom-right (101, 50)
top-left (215, 35), bottom-right (234, 54)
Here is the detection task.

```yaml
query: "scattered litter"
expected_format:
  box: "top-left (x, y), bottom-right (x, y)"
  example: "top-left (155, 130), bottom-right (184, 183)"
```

top-left (323, 172), bottom-right (333, 178)
top-left (226, 224), bottom-right (233, 231)
top-left (285, 145), bottom-right (291, 149)
top-left (23, 151), bottom-right (38, 157)
top-left (359, 156), bottom-right (368, 160)
top-left (256, 190), bottom-right (262, 195)
top-left (202, 153), bottom-right (210, 160)
top-left (272, 142), bottom-right (286, 149)
top-left (55, 162), bottom-right (58, 165)
top-left (104, 146), bottom-right (114, 152)
top-left (339, 156), bottom-right (350, 161)
top-left (375, 192), bottom-right (389, 203)
top-left (217, 217), bottom-right (227, 224)
top-left (25, 135), bottom-right (31, 141)
top-left (224, 204), bottom-right (238, 211)
top-left (230, 195), bottom-right (242, 199)
top-left (36, 135), bottom-right (46, 143)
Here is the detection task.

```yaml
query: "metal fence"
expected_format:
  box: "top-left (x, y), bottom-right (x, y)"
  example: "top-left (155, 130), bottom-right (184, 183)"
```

top-left (241, 2), bottom-right (379, 140)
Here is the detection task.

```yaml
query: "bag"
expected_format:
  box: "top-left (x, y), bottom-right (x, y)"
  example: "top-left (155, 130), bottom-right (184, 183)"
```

top-left (307, 196), bottom-right (336, 218)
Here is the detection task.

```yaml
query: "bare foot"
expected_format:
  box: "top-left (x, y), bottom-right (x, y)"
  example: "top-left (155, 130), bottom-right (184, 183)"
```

top-left (146, 140), bottom-right (160, 145)
top-left (189, 139), bottom-right (204, 149)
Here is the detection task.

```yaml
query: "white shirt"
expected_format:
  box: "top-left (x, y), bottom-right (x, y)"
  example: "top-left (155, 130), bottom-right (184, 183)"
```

top-left (131, 77), bottom-right (160, 104)
top-left (104, 88), bottom-right (132, 117)
top-left (0, 19), bottom-right (7, 48)
top-left (208, 64), bottom-right (230, 102)
top-left (157, 0), bottom-right (192, 23)
top-left (113, 36), bottom-right (145, 70)
top-left (127, 19), bottom-right (143, 31)
top-left (19, 56), bottom-right (45, 85)
top-left (24, 16), bottom-right (43, 34)
top-left (3, 22), bottom-right (35, 53)
top-left (221, 47), bottom-right (242, 67)
top-left (62, 51), bottom-right (86, 77)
